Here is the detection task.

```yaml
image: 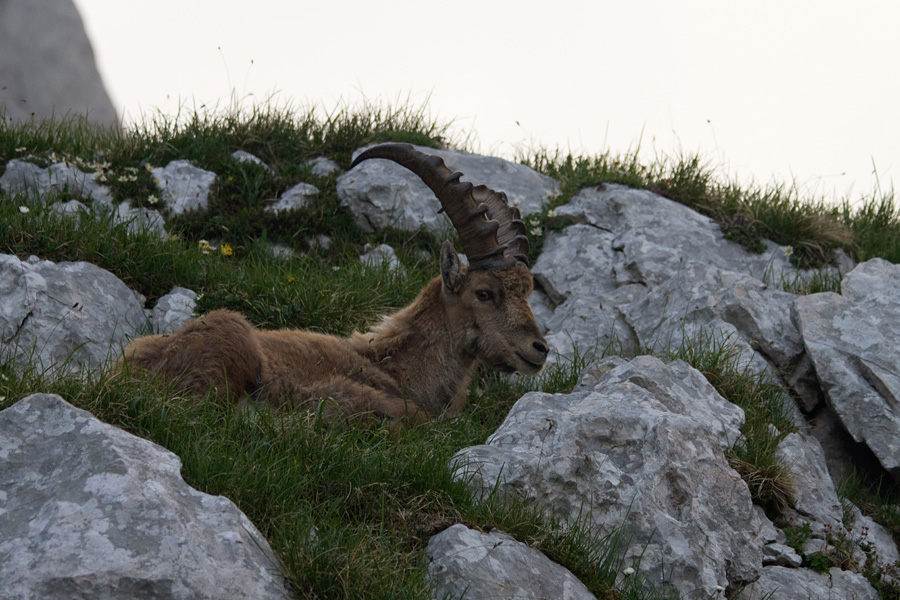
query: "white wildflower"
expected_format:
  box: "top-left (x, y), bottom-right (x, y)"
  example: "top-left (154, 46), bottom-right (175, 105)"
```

top-left (18, 206), bottom-right (29, 214)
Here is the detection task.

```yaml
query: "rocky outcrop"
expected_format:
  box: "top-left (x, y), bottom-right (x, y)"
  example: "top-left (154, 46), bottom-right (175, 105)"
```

top-left (0, 0), bottom-right (117, 125)
top-left (794, 259), bottom-right (900, 481)
top-left (452, 355), bottom-right (760, 598)
top-left (0, 393), bottom-right (291, 600)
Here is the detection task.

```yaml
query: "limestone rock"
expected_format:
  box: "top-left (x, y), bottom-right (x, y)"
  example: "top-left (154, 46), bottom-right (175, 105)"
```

top-left (113, 201), bottom-right (167, 239)
top-left (554, 184), bottom-right (793, 286)
top-left (231, 150), bottom-right (272, 172)
top-left (794, 259), bottom-right (900, 481)
top-left (336, 144), bottom-right (557, 233)
top-left (776, 432), bottom-right (843, 531)
top-left (426, 524), bottom-right (597, 600)
top-left (152, 287), bottom-right (198, 334)
top-left (0, 0), bottom-right (117, 125)
top-left (151, 160), bottom-right (216, 215)
top-left (307, 156), bottom-right (340, 177)
top-left (266, 182), bottom-right (318, 214)
top-left (453, 355), bottom-right (761, 598)
top-left (1, 159), bottom-right (114, 206)
top-left (0, 254), bottom-right (146, 374)
top-left (359, 243), bottom-right (402, 272)
top-left (736, 566), bottom-right (878, 600)
top-left (0, 393), bottom-right (291, 600)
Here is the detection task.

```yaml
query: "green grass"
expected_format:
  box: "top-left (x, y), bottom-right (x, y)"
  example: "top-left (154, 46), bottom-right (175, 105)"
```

top-left (3, 99), bottom-right (900, 599)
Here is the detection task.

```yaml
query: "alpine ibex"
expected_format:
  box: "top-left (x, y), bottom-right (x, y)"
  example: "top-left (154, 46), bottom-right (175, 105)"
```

top-left (118, 144), bottom-right (549, 423)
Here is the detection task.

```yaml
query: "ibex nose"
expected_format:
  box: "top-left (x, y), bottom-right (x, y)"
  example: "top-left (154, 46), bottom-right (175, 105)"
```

top-left (533, 340), bottom-right (549, 355)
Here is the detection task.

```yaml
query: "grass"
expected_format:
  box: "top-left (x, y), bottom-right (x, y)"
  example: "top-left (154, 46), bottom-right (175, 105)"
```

top-left (2, 99), bottom-right (900, 599)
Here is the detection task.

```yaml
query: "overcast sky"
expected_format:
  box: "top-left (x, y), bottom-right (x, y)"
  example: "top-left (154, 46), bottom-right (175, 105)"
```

top-left (73, 0), bottom-right (898, 204)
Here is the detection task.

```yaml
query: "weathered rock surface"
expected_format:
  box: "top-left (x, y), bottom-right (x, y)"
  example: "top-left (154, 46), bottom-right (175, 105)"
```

top-left (0, 254), bottom-right (146, 374)
top-left (151, 160), bottom-right (216, 215)
top-left (231, 150), bottom-right (273, 172)
top-left (426, 524), bottom-right (597, 600)
top-left (453, 355), bottom-right (761, 598)
top-left (736, 566), bottom-right (878, 600)
top-left (151, 287), bottom-right (198, 334)
top-left (336, 144), bottom-right (557, 233)
top-left (306, 156), bottom-right (340, 177)
top-left (0, 0), bottom-right (117, 125)
top-left (0, 393), bottom-right (291, 600)
top-left (776, 432), bottom-right (844, 532)
top-left (1, 158), bottom-right (115, 206)
top-left (266, 182), bottom-right (318, 214)
top-left (794, 258), bottom-right (900, 481)
top-left (359, 243), bottom-right (402, 272)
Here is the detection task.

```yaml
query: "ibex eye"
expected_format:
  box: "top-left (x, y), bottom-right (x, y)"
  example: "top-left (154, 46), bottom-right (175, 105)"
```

top-left (476, 290), bottom-right (494, 302)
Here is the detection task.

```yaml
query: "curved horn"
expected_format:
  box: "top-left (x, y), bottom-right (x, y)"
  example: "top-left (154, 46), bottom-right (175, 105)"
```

top-left (350, 143), bottom-right (529, 267)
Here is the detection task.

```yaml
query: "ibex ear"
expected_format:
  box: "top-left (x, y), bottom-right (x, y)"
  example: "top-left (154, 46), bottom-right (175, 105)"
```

top-left (440, 240), bottom-right (464, 294)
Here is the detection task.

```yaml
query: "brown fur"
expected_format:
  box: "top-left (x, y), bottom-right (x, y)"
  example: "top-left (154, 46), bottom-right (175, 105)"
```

top-left (116, 244), bottom-right (548, 424)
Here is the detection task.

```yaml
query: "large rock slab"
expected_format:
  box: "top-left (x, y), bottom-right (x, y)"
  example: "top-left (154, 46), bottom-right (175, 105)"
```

top-left (0, 254), bottom-right (146, 374)
top-left (0, 393), bottom-right (290, 600)
top-left (453, 355), bottom-right (761, 598)
top-left (775, 432), bottom-right (843, 532)
top-left (336, 145), bottom-right (557, 233)
top-left (426, 524), bottom-right (597, 600)
top-left (553, 184), bottom-right (793, 287)
top-left (794, 259), bottom-right (900, 481)
top-left (0, 0), bottom-right (117, 125)
top-left (736, 566), bottom-right (878, 600)
top-left (622, 262), bottom-right (802, 374)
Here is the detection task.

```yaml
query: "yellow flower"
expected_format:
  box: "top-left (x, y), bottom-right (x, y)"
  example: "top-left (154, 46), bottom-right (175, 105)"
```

top-left (220, 243), bottom-right (233, 256)
top-left (285, 274), bottom-right (295, 283)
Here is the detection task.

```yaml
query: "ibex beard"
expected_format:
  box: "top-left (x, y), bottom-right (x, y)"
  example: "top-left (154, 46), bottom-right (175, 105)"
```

top-left (115, 144), bottom-right (550, 425)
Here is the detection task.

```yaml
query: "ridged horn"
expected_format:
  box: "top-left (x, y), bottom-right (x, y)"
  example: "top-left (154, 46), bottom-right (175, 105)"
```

top-left (349, 143), bottom-right (529, 268)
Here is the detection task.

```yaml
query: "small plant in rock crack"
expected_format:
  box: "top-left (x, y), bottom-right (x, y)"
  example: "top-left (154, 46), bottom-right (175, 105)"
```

top-left (784, 521), bottom-right (812, 554)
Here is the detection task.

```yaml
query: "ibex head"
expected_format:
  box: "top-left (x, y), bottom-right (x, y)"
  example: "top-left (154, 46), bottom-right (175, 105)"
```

top-left (351, 144), bottom-right (549, 374)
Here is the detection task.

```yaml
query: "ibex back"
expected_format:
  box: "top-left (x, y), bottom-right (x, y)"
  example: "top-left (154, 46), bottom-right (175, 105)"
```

top-left (117, 144), bottom-right (549, 424)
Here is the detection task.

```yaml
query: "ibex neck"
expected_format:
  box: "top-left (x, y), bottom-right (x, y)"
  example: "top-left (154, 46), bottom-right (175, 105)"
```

top-left (347, 277), bottom-right (473, 417)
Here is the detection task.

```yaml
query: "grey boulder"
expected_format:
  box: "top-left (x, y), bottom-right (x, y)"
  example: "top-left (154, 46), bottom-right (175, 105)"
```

top-left (0, 393), bottom-right (291, 600)
top-left (452, 355), bottom-right (761, 598)
top-left (151, 160), bottom-right (216, 215)
top-left (427, 524), bottom-right (597, 600)
top-left (0, 254), bottom-right (146, 374)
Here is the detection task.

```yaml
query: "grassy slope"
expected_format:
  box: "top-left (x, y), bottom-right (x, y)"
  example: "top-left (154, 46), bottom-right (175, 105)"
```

top-left (2, 102), bottom-right (899, 599)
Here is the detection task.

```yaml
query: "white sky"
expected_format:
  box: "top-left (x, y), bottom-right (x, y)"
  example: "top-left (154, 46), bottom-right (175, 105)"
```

top-left (73, 0), bottom-right (899, 204)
